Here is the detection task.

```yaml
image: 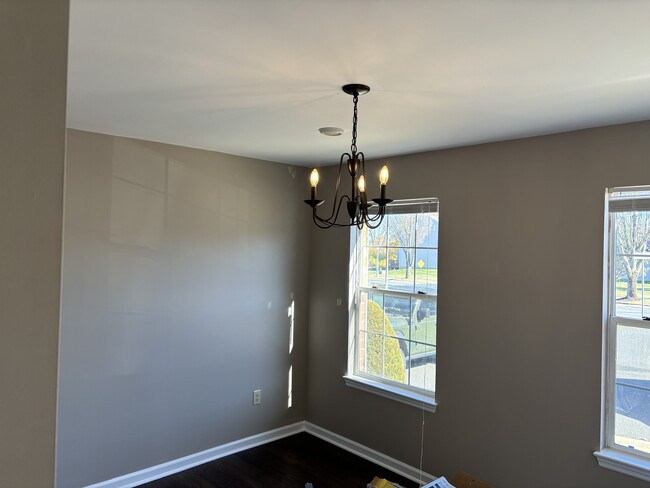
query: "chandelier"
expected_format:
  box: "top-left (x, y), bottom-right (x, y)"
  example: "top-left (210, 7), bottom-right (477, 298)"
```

top-left (304, 84), bottom-right (392, 229)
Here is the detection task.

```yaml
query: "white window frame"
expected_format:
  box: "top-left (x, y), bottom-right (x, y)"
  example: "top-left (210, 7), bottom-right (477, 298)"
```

top-left (344, 198), bottom-right (438, 412)
top-left (595, 186), bottom-right (650, 482)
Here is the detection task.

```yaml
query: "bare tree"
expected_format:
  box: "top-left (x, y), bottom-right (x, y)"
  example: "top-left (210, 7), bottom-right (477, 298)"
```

top-left (389, 214), bottom-right (435, 279)
top-left (616, 212), bottom-right (650, 300)
top-left (367, 226), bottom-right (397, 274)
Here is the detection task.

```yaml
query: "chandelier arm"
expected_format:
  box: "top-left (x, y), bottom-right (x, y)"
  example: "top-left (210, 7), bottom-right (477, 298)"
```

top-left (364, 219), bottom-right (383, 230)
top-left (365, 211), bottom-right (383, 222)
top-left (332, 194), bottom-right (352, 224)
top-left (314, 220), bottom-right (354, 228)
top-left (312, 213), bottom-right (338, 229)
top-left (363, 207), bottom-right (387, 229)
top-left (364, 212), bottom-right (385, 228)
top-left (313, 194), bottom-right (351, 228)
top-left (312, 209), bottom-right (341, 229)
top-left (333, 153), bottom-right (346, 203)
top-left (316, 153), bottom-right (350, 223)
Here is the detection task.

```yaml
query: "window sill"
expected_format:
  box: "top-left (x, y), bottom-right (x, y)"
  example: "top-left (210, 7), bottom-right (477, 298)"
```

top-left (594, 448), bottom-right (650, 482)
top-left (343, 375), bottom-right (437, 413)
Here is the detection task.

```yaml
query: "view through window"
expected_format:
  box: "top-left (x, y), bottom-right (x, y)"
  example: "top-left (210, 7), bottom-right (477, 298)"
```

top-left (605, 187), bottom-right (650, 459)
top-left (351, 199), bottom-right (438, 401)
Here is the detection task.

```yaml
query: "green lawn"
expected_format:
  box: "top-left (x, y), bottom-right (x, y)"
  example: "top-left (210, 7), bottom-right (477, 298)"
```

top-left (616, 281), bottom-right (650, 302)
top-left (368, 267), bottom-right (438, 284)
top-left (389, 267), bottom-right (437, 280)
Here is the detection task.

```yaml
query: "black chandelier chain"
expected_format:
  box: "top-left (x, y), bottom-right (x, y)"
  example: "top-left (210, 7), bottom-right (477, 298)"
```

top-left (351, 93), bottom-right (358, 155)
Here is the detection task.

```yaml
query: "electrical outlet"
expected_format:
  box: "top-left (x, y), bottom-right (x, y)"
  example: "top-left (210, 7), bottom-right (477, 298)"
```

top-left (253, 389), bottom-right (262, 405)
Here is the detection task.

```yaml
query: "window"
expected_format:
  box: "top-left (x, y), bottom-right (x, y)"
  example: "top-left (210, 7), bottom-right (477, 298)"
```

top-left (345, 199), bottom-right (438, 411)
top-left (596, 186), bottom-right (650, 481)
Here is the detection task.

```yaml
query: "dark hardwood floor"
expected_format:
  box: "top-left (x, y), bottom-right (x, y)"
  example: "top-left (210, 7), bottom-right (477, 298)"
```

top-left (139, 432), bottom-right (421, 488)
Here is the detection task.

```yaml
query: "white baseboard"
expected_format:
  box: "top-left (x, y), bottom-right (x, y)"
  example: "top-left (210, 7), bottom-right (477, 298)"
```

top-left (85, 421), bottom-right (305, 488)
top-left (85, 420), bottom-right (434, 488)
top-left (304, 422), bottom-right (435, 485)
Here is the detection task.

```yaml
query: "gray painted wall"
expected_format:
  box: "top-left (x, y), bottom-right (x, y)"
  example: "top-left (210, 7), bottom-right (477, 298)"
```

top-left (0, 2), bottom-right (68, 487)
top-left (306, 121), bottom-right (650, 488)
top-left (57, 130), bottom-right (310, 487)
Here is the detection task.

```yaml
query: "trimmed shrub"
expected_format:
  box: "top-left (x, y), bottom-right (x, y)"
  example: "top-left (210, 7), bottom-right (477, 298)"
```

top-left (366, 300), bottom-right (406, 383)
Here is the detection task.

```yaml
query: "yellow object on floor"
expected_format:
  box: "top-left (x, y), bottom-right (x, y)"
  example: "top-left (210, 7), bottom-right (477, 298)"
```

top-left (368, 476), bottom-right (400, 488)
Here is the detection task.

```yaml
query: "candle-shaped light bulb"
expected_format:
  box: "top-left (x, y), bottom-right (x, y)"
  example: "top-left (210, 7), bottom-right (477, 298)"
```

top-left (379, 165), bottom-right (389, 199)
top-left (309, 169), bottom-right (319, 199)
top-left (379, 165), bottom-right (389, 185)
top-left (358, 175), bottom-right (366, 194)
top-left (310, 169), bottom-right (319, 188)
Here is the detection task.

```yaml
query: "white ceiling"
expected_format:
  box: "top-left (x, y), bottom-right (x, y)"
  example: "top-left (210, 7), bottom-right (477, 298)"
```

top-left (68, 0), bottom-right (650, 166)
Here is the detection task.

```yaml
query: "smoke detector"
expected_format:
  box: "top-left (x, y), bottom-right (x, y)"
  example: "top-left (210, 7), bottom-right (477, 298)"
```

top-left (319, 127), bottom-right (344, 136)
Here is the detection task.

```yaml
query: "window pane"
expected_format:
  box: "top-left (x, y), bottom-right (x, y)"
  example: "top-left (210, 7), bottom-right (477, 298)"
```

top-left (383, 294), bottom-right (411, 341)
top-left (614, 212), bottom-right (650, 319)
top-left (358, 331), bottom-right (382, 376)
top-left (415, 248), bottom-right (438, 295)
top-left (385, 251), bottom-right (415, 293)
top-left (415, 212), bottom-right (438, 248)
top-left (357, 331), bottom-right (407, 385)
top-left (366, 247), bottom-right (388, 289)
top-left (384, 336), bottom-right (407, 385)
top-left (408, 342), bottom-right (436, 393)
top-left (410, 297), bottom-right (437, 351)
top-left (358, 291), bottom-right (383, 333)
top-left (615, 323), bottom-right (650, 454)
top-left (368, 219), bottom-right (388, 246)
top-left (388, 214), bottom-right (415, 248)
top-left (613, 257), bottom-right (650, 319)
